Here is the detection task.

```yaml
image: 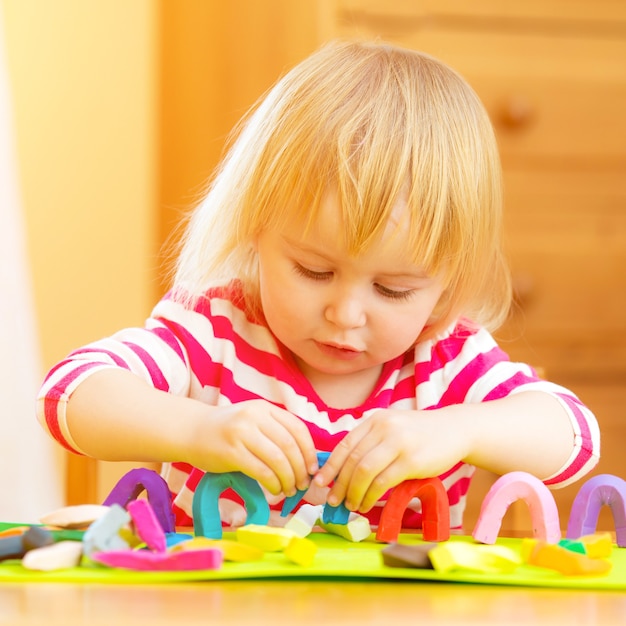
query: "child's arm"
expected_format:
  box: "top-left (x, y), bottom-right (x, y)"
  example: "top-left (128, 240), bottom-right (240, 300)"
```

top-left (314, 390), bottom-right (590, 513)
top-left (62, 368), bottom-right (318, 498)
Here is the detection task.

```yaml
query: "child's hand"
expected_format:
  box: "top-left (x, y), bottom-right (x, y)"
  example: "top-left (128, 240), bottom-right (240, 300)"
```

top-left (313, 408), bottom-right (470, 513)
top-left (191, 399), bottom-right (318, 498)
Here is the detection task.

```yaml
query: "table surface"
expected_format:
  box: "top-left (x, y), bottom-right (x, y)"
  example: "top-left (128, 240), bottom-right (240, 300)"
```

top-left (2, 578), bottom-right (626, 626)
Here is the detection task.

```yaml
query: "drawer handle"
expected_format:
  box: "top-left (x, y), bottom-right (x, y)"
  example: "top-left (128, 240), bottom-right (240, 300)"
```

top-left (499, 96), bottom-right (534, 129)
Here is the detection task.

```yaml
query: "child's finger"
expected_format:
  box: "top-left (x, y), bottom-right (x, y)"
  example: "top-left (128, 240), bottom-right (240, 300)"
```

top-left (247, 435), bottom-right (302, 496)
top-left (269, 408), bottom-right (319, 486)
top-left (312, 428), bottom-right (367, 488)
top-left (332, 443), bottom-right (393, 511)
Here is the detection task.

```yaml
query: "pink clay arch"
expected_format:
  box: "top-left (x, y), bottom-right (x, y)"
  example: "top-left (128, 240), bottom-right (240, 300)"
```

top-left (472, 471), bottom-right (561, 544)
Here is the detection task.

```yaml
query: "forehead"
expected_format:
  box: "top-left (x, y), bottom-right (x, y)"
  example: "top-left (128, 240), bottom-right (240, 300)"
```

top-left (282, 190), bottom-right (421, 266)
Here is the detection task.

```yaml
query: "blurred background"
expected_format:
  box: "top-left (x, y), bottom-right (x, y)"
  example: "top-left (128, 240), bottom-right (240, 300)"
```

top-left (0, 1), bottom-right (624, 531)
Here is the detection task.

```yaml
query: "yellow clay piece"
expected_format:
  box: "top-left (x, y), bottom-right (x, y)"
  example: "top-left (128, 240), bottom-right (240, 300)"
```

top-left (318, 514), bottom-right (372, 543)
top-left (284, 536), bottom-right (317, 566)
top-left (429, 542), bottom-right (521, 574)
top-left (172, 537), bottom-right (264, 562)
top-left (521, 539), bottom-right (612, 576)
top-left (579, 533), bottom-right (613, 559)
top-left (118, 527), bottom-right (142, 548)
top-left (236, 524), bottom-right (298, 552)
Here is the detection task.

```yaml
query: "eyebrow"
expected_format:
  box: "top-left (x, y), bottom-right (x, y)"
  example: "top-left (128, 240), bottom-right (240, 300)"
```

top-left (281, 235), bottom-right (432, 280)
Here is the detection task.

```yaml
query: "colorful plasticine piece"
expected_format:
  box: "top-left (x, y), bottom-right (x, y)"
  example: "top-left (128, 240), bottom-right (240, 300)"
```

top-left (103, 467), bottom-right (176, 533)
top-left (91, 547), bottom-right (224, 571)
top-left (0, 526), bottom-right (54, 561)
top-left (521, 539), bottom-right (612, 576)
top-left (171, 537), bottom-right (264, 562)
top-left (284, 536), bottom-right (318, 566)
top-left (579, 532), bottom-right (613, 559)
top-left (82, 504), bottom-right (131, 558)
top-left (284, 503), bottom-right (324, 537)
top-left (381, 543), bottom-right (436, 569)
top-left (192, 471), bottom-right (270, 539)
top-left (429, 542), bottom-right (521, 574)
top-left (376, 478), bottom-right (450, 543)
top-left (566, 474), bottom-right (626, 547)
top-left (472, 471), bottom-right (561, 545)
top-left (235, 524), bottom-right (298, 552)
top-left (281, 452), bottom-right (350, 526)
top-left (318, 513), bottom-right (372, 542)
top-left (127, 498), bottom-right (167, 553)
top-left (22, 540), bottom-right (84, 571)
top-left (39, 504), bottom-right (110, 529)
top-left (558, 538), bottom-right (586, 554)
top-left (0, 526), bottom-right (31, 538)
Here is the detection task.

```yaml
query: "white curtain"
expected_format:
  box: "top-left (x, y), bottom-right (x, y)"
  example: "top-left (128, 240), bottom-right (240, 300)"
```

top-left (0, 9), bottom-right (63, 522)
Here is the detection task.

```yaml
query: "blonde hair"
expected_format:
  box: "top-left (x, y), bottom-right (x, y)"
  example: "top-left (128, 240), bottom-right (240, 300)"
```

top-left (173, 40), bottom-right (511, 339)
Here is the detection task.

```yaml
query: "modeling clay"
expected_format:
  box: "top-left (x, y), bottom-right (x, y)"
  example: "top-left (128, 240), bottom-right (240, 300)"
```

top-left (103, 467), bottom-right (176, 533)
top-left (566, 474), bottom-right (626, 547)
top-left (284, 536), bottom-right (317, 566)
top-left (171, 537), bottom-right (264, 562)
top-left (91, 547), bottom-right (223, 571)
top-left (319, 513), bottom-right (371, 542)
top-left (39, 504), bottom-right (109, 529)
top-left (281, 452), bottom-right (350, 525)
top-left (558, 538), bottom-right (586, 554)
top-left (22, 540), bottom-right (83, 571)
top-left (82, 504), bottom-right (131, 557)
top-left (0, 526), bottom-right (30, 538)
top-left (472, 471), bottom-right (561, 545)
top-left (579, 532), bottom-right (613, 559)
top-left (429, 542), bottom-right (521, 574)
top-left (0, 534), bottom-right (26, 561)
top-left (127, 498), bottom-right (166, 552)
top-left (376, 478), bottom-right (450, 543)
top-left (192, 471), bottom-right (270, 539)
top-left (284, 504), bottom-right (324, 537)
top-left (521, 539), bottom-right (612, 576)
top-left (0, 526), bottom-right (53, 561)
top-left (381, 542), bottom-right (436, 569)
top-left (235, 524), bottom-right (297, 552)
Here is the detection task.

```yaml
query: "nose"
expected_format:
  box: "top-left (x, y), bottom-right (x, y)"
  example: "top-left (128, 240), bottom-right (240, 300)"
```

top-left (324, 289), bottom-right (367, 329)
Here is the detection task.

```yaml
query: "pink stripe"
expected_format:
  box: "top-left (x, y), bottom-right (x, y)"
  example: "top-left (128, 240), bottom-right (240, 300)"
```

top-left (150, 326), bottom-right (186, 362)
top-left (544, 394), bottom-right (596, 485)
top-left (433, 345), bottom-right (508, 407)
top-left (483, 370), bottom-right (538, 401)
top-left (70, 347), bottom-right (128, 368)
top-left (122, 341), bottom-right (169, 392)
top-left (42, 361), bottom-right (104, 452)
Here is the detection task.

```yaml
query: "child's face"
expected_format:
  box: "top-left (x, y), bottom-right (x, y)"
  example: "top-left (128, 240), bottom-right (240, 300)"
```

top-left (256, 193), bottom-right (445, 396)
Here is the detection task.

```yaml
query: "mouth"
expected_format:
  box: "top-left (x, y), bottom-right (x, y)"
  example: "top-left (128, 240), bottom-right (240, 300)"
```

top-left (315, 341), bottom-right (363, 361)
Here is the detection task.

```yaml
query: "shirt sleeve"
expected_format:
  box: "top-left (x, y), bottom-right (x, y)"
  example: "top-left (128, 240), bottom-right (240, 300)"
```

top-left (426, 323), bottom-right (600, 489)
top-left (36, 299), bottom-right (196, 455)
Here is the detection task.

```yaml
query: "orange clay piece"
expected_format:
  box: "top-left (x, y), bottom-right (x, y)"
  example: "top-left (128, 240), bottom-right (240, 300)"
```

top-left (376, 478), bottom-right (450, 543)
top-left (521, 539), bottom-right (612, 576)
top-left (0, 526), bottom-right (30, 538)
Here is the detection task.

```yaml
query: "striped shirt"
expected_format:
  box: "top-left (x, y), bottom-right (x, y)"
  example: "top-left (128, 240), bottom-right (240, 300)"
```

top-left (37, 281), bottom-right (600, 529)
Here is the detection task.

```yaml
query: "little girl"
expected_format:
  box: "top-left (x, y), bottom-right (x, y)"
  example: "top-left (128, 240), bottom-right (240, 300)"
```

top-left (37, 40), bottom-right (599, 530)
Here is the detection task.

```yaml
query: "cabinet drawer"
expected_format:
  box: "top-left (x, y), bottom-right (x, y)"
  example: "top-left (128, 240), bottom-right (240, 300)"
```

top-left (330, 24), bottom-right (626, 162)
top-left (336, 0), bottom-right (626, 24)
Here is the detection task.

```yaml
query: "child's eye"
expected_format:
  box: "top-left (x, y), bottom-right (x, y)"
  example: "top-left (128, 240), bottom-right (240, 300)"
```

top-left (293, 264), bottom-right (332, 281)
top-left (375, 284), bottom-right (415, 301)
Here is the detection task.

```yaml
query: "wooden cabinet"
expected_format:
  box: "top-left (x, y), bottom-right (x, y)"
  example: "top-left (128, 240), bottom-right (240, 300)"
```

top-left (321, 0), bottom-right (626, 531)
